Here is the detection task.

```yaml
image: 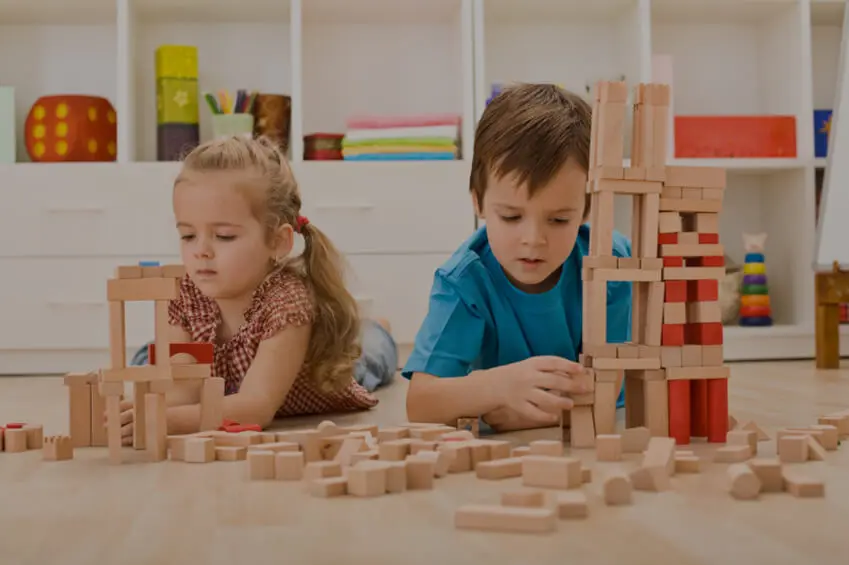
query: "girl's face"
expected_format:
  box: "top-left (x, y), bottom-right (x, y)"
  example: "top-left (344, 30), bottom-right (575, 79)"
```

top-left (173, 171), bottom-right (292, 301)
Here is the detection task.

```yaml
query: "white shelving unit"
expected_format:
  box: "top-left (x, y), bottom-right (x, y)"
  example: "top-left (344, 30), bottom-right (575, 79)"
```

top-left (0, 0), bottom-right (846, 373)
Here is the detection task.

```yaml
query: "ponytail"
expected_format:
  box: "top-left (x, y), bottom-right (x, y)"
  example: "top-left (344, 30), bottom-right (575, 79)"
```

top-left (299, 222), bottom-right (362, 392)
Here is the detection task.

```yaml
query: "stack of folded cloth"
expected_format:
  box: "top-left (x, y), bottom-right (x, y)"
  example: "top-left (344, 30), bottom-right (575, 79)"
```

top-left (342, 114), bottom-right (461, 161)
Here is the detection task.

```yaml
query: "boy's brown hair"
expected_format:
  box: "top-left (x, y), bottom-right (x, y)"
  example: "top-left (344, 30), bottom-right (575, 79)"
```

top-left (470, 83), bottom-right (593, 220)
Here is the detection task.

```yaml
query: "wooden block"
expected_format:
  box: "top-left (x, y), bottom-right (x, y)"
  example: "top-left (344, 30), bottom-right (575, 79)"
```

top-left (310, 476), bottom-right (347, 498)
top-left (144, 393), bottom-right (167, 462)
top-left (477, 439), bottom-right (512, 460)
top-left (585, 268), bottom-right (662, 282)
top-left (378, 439), bottom-right (410, 461)
top-left (663, 302), bottom-right (687, 324)
top-left (5, 429), bottom-right (30, 453)
top-left (556, 491), bottom-right (589, 519)
top-left (603, 471), bottom-right (633, 505)
top-left (409, 440), bottom-right (437, 454)
top-left (215, 446), bottom-right (247, 461)
top-left (409, 426), bottom-right (456, 441)
top-left (115, 265), bottom-right (143, 278)
top-left (348, 460), bottom-right (390, 497)
top-left (405, 455), bottom-right (436, 489)
top-left (659, 243), bottom-right (724, 258)
top-left (385, 461), bottom-right (407, 493)
top-left (715, 445), bottom-right (751, 463)
top-left (596, 434), bottom-right (622, 461)
top-left (247, 450), bottom-right (276, 480)
top-left (304, 460), bottom-right (342, 480)
top-left (161, 264), bottom-right (186, 278)
top-left (642, 437), bottom-right (676, 476)
top-left (247, 441), bottom-right (299, 453)
top-left (590, 178), bottom-right (663, 194)
top-left (629, 465), bottom-right (671, 492)
top-left (742, 421), bottom-right (770, 441)
top-left (727, 463), bottom-right (761, 500)
top-left (658, 211), bottom-right (682, 233)
top-left (663, 266), bottom-right (726, 281)
top-left (581, 467), bottom-right (592, 483)
top-left (727, 430), bottom-right (758, 455)
top-left (674, 454), bottom-right (701, 473)
top-left (659, 198), bottom-right (723, 213)
top-left (66, 381), bottom-right (92, 448)
top-left (511, 446), bottom-right (531, 457)
top-left (782, 469), bottom-right (825, 498)
top-left (275, 451), bottom-right (305, 480)
top-left (455, 504), bottom-right (557, 533)
top-left (622, 427), bottom-right (651, 453)
top-left (529, 439), bottom-right (563, 457)
top-left (106, 277), bottom-right (180, 302)
top-left (779, 427), bottom-right (838, 450)
top-left (777, 435), bottom-right (808, 463)
top-left (199, 377), bottom-right (225, 432)
top-left (641, 258), bottom-right (664, 270)
top-left (804, 435), bottom-right (827, 461)
top-left (501, 489), bottom-right (546, 508)
top-left (522, 456), bottom-right (582, 489)
top-left (665, 165), bottom-right (726, 188)
top-left (476, 457), bottom-right (524, 480)
top-left (570, 406), bottom-right (596, 448)
top-left (377, 426), bottom-right (410, 442)
top-left (680, 345), bottom-right (702, 367)
top-left (687, 301), bottom-right (722, 324)
top-left (665, 366), bottom-right (731, 380)
top-left (746, 458), bottom-right (783, 492)
top-left (818, 414), bottom-right (849, 437)
top-left (681, 187), bottom-right (701, 200)
top-left (212, 430), bottom-right (263, 448)
top-left (693, 213), bottom-right (719, 233)
top-left (42, 435), bottom-right (73, 461)
top-left (661, 185), bottom-right (682, 198)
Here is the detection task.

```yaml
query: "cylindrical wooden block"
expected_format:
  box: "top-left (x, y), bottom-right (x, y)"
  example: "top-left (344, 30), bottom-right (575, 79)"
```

top-left (706, 377), bottom-right (729, 443)
top-left (252, 94), bottom-right (290, 151)
top-left (727, 463), bottom-right (761, 500)
top-left (668, 380), bottom-right (690, 445)
top-left (690, 379), bottom-right (709, 437)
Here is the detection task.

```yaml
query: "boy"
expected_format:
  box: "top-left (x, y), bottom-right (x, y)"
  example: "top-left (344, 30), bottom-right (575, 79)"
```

top-left (403, 83), bottom-right (631, 432)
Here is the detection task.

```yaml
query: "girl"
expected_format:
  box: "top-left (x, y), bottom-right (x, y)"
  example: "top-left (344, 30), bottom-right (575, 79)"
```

top-left (119, 136), bottom-right (397, 443)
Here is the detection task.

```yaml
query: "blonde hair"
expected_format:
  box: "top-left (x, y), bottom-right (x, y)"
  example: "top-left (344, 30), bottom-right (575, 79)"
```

top-left (175, 135), bottom-right (361, 392)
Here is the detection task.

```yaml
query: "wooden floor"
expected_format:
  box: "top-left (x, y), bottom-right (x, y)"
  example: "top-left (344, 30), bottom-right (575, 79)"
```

top-left (1, 360), bottom-right (848, 565)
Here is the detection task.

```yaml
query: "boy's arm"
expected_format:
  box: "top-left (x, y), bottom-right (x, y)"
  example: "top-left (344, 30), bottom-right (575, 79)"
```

top-left (166, 323), bottom-right (311, 435)
top-left (404, 275), bottom-right (498, 424)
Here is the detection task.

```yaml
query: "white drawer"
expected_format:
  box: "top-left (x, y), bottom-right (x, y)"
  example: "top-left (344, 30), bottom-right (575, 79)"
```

top-left (0, 163), bottom-right (181, 258)
top-left (344, 253), bottom-right (450, 345)
top-left (0, 256), bottom-right (179, 350)
top-left (294, 161), bottom-right (476, 254)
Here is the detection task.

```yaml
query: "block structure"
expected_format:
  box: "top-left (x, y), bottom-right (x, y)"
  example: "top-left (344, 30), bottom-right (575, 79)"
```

top-left (96, 263), bottom-right (224, 464)
top-left (568, 80), bottom-right (729, 447)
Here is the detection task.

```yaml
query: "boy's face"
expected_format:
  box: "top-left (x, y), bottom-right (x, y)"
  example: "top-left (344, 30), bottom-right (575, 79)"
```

top-left (475, 159), bottom-right (587, 293)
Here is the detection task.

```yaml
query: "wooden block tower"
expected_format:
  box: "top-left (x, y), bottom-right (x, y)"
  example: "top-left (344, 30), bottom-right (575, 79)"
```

top-left (568, 80), bottom-right (729, 447)
top-left (98, 263), bottom-right (224, 464)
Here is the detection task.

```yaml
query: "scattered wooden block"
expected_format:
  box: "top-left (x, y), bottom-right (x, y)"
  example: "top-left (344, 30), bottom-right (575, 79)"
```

top-left (596, 434), bottom-right (622, 461)
top-left (727, 463), bottom-right (761, 500)
top-left (782, 469), bottom-right (825, 498)
top-left (556, 491), bottom-right (589, 519)
top-left (455, 504), bottom-right (557, 533)
top-left (727, 430), bottom-right (757, 455)
top-left (348, 460), bottom-right (390, 497)
top-left (603, 471), bottom-right (632, 505)
top-left (42, 435), bottom-right (73, 461)
top-left (622, 426), bottom-right (651, 453)
top-left (247, 450), bottom-right (276, 480)
top-left (215, 446), bottom-right (247, 461)
top-left (714, 445), bottom-right (751, 463)
top-left (310, 476), bottom-right (348, 497)
top-left (476, 457), bottom-right (523, 480)
top-left (184, 437), bottom-right (215, 463)
top-left (522, 456), bottom-right (582, 489)
top-left (275, 451), bottom-right (305, 480)
top-left (777, 435), bottom-right (808, 463)
top-left (501, 489), bottom-right (546, 508)
top-left (528, 439), bottom-right (563, 457)
top-left (746, 458), bottom-right (783, 492)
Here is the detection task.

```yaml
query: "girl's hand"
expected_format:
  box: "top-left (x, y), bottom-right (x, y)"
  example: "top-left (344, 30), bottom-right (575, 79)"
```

top-left (104, 400), bottom-right (135, 446)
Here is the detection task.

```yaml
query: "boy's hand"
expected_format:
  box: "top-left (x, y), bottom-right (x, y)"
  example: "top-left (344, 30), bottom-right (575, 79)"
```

top-left (104, 400), bottom-right (135, 446)
top-left (492, 356), bottom-right (590, 424)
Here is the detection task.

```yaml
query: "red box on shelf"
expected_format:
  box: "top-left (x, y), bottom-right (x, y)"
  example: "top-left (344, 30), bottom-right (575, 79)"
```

top-left (674, 115), bottom-right (797, 158)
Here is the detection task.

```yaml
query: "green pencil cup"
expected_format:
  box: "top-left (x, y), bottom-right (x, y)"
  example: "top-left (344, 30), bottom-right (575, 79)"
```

top-left (0, 87), bottom-right (15, 163)
top-left (211, 114), bottom-right (254, 140)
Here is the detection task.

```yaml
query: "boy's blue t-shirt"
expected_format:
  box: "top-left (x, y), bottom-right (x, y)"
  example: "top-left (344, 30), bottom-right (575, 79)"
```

top-left (402, 223), bottom-right (632, 409)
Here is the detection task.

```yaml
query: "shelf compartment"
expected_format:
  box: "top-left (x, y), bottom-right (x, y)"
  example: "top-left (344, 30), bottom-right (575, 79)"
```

top-left (300, 0), bottom-right (470, 160)
top-left (651, 0), bottom-right (804, 160)
top-left (0, 2), bottom-right (118, 163)
top-left (130, 0), bottom-right (294, 162)
top-left (477, 0), bottom-right (646, 121)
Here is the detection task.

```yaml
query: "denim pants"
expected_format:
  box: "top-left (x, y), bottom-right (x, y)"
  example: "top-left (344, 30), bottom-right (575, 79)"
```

top-left (130, 318), bottom-right (398, 392)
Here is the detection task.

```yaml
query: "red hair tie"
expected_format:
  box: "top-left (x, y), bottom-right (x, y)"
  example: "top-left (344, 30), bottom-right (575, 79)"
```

top-left (296, 215), bottom-right (310, 233)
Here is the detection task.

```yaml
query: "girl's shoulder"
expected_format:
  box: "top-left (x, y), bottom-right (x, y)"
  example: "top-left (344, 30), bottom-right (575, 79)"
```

top-left (247, 268), bottom-right (316, 338)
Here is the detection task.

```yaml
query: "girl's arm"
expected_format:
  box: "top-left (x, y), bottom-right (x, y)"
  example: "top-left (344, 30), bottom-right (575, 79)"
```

top-left (166, 322), bottom-right (312, 434)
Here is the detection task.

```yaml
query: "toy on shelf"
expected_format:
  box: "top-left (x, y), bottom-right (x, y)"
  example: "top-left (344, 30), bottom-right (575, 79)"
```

top-left (739, 233), bottom-right (773, 327)
top-left (252, 93), bottom-right (291, 152)
top-left (0, 86), bottom-right (14, 163)
top-left (576, 80), bottom-right (729, 451)
top-left (304, 133), bottom-right (343, 160)
top-left (340, 113), bottom-right (461, 161)
top-left (24, 95), bottom-right (116, 162)
top-left (156, 45), bottom-right (200, 161)
top-left (203, 89), bottom-right (256, 140)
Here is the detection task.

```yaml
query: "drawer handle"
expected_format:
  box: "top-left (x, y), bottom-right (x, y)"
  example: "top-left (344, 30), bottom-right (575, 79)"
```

top-left (45, 206), bottom-right (106, 214)
top-left (314, 203), bottom-right (374, 211)
top-left (47, 300), bottom-right (104, 309)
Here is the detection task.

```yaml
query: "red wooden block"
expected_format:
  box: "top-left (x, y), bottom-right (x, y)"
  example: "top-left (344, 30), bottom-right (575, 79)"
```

top-left (658, 233), bottom-right (678, 245)
top-left (5, 423), bottom-right (25, 429)
top-left (218, 419), bottom-right (240, 430)
top-left (664, 256), bottom-right (684, 267)
top-left (675, 115), bottom-right (797, 158)
top-left (223, 424), bottom-right (262, 433)
top-left (698, 233), bottom-right (719, 244)
top-left (687, 256), bottom-right (724, 267)
top-left (665, 281), bottom-right (688, 302)
top-left (690, 380), bottom-right (709, 438)
top-left (149, 342), bottom-right (215, 364)
top-left (685, 322), bottom-right (723, 345)
top-left (687, 279), bottom-right (718, 302)
top-left (662, 324), bottom-right (685, 346)
top-left (668, 380), bottom-right (691, 445)
top-left (706, 378), bottom-right (729, 442)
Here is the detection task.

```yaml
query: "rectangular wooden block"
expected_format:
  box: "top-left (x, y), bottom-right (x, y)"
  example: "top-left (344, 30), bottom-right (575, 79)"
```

top-left (665, 165), bottom-right (726, 188)
top-left (659, 198), bottom-right (723, 213)
top-left (455, 504), bottom-right (557, 533)
top-left (522, 455), bottom-right (581, 489)
top-left (106, 277), bottom-right (180, 302)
